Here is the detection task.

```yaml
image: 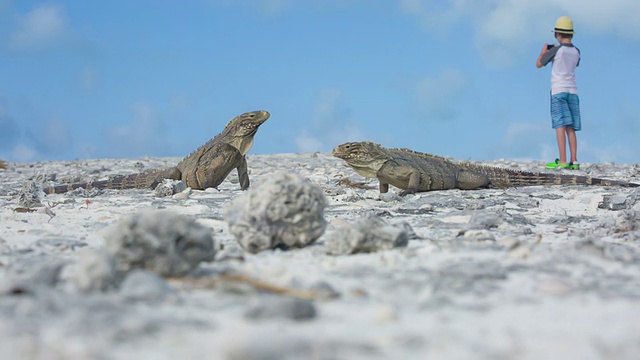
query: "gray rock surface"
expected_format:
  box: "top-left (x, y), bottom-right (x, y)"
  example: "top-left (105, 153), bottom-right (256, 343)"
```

top-left (153, 179), bottom-right (187, 197)
top-left (325, 216), bottom-right (411, 255)
top-left (0, 260), bottom-right (65, 295)
top-left (225, 171), bottom-right (327, 253)
top-left (1, 154), bottom-right (640, 360)
top-left (120, 270), bottom-right (174, 301)
top-left (71, 249), bottom-right (120, 293)
top-left (17, 180), bottom-right (42, 208)
top-left (104, 210), bottom-right (216, 276)
top-left (244, 295), bottom-right (317, 320)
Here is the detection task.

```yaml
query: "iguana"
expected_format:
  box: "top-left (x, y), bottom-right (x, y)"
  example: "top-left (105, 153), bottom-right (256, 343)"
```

top-left (0, 160), bottom-right (6, 169)
top-left (333, 141), bottom-right (639, 196)
top-left (43, 110), bottom-right (270, 194)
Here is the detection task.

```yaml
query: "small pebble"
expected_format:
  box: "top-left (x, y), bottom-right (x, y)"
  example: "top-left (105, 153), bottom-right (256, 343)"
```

top-left (120, 270), bottom-right (174, 301)
top-left (172, 187), bottom-right (192, 199)
top-left (244, 296), bottom-right (317, 321)
top-left (153, 179), bottom-right (187, 197)
top-left (325, 216), bottom-right (410, 255)
top-left (375, 303), bottom-right (399, 323)
top-left (463, 229), bottom-right (495, 242)
top-left (379, 192), bottom-right (401, 202)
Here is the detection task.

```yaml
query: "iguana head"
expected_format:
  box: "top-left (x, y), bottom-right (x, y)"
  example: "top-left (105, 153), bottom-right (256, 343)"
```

top-left (223, 110), bottom-right (270, 155)
top-left (332, 141), bottom-right (390, 178)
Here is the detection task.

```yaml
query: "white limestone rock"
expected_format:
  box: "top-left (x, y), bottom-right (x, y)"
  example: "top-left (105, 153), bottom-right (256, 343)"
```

top-left (71, 249), bottom-right (120, 293)
top-left (325, 216), bottom-right (411, 255)
top-left (153, 179), bottom-right (187, 197)
top-left (104, 210), bottom-right (216, 276)
top-left (225, 172), bottom-right (327, 253)
top-left (17, 181), bottom-right (42, 208)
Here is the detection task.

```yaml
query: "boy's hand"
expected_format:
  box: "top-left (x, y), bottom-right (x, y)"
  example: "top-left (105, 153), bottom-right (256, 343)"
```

top-left (540, 43), bottom-right (551, 54)
top-left (536, 43), bottom-right (552, 68)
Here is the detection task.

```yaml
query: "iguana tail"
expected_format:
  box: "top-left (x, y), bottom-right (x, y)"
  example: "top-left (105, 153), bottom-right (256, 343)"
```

top-left (43, 168), bottom-right (181, 194)
top-left (479, 166), bottom-right (640, 188)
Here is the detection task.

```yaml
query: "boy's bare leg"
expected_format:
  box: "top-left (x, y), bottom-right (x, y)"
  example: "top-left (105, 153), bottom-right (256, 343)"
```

top-left (555, 126), bottom-right (567, 164)
top-left (566, 127), bottom-right (577, 163)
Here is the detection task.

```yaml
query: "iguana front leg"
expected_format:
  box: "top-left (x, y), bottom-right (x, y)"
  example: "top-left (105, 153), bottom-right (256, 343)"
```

top-left (236, 156), bottom-right (250, 190)
top-left (378, 162), bottom-right (428, 196)
top-left (398, 171), bottom-right (423, 196)
top-left (186, 143), bottom-right (245, 190)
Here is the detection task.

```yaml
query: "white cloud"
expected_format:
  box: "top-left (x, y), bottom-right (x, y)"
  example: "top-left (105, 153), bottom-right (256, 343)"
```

top-left (206, 0), bottom-right (369, 18)
top-left (295, 124), bottom-right (367, 153)
top-left (0, 114), bottom-right (19, 151)
top-left (415, 68), bottom-right (467, 119)
top-left (79, 66), bottom-right (99, 91)
top-left (558, 0), bottom-right (640, 35)
top-left (76, 141), bottom-right (98, 160)
top-left (295, 89), bottom-right (367, 153)
top-left (14, 117), bottom-right (74, 160)
top-left (496, 121), bottom-right (552, 161)
top-left (0, 111), bottom-right (74, 161)
top-left (399, 0), bottom-right (484, 33)
top-left (205, 0), bottom-right (290, 17)
top-left (9, 4), bottom-right (71, 51)
top-left (33, 118), bottom-right (73, 153)
top-left (312, 89), bottom-right (348, 130)
top-left (10, 144), bottom-right (37, 162)
top-left (502, 122), bottom-right (546, 148)
top-left (295, 132), bottom-right (323, 153)
top-left (398, 0), bottom-right (640, 65)
top-left (260, 0), bottom-right (288, 16)
top-left (169, 93), bottom-right (192, 114)
top-left (107, 102), bottom-right (171, 158)
top-left (580, 142), bottom-right (635, 164)
top-left (0, 0), bottom-right (11, 13)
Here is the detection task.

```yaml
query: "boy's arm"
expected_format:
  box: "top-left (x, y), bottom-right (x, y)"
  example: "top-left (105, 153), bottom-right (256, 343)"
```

top-left (536, 44), bottom-right (558, 68)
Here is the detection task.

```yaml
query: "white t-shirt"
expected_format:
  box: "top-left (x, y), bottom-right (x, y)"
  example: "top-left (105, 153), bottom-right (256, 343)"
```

top-left (540, 44), bottom-right (581, 95)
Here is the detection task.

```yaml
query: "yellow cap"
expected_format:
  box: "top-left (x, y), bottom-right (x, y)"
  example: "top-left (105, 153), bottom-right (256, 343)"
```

top-left (553, 16), bottom-right (575, 34)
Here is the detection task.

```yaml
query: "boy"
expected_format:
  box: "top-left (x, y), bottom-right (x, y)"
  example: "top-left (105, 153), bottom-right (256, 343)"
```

top-left (536, 16), bottom-right (581, 170)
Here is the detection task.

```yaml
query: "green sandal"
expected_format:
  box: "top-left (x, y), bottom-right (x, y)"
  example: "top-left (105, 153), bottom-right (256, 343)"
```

top-left (545, 159), bottom-right (571, 169)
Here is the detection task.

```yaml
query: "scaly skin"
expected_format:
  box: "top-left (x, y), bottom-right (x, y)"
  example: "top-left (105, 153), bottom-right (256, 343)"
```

top-left (333, 141), bottom-right (639, 196)
top-left (43, 110), bottom-right (270, 194)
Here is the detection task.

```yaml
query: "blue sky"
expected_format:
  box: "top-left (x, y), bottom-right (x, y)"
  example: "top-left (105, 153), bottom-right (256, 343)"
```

top-left (1, 0), bottom-right (639, 164)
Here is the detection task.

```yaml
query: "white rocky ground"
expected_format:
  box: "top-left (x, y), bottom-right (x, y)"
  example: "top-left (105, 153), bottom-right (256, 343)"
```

top-left (1, 153), bottom-right (640, 360)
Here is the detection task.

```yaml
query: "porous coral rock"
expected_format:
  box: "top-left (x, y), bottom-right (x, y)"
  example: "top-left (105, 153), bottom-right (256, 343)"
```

top-left (225, 172), bottom-right (327, 253)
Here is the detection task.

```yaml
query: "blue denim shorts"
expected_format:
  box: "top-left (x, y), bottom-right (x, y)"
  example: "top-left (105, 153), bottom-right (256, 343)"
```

top-left (550, 92), bottom-right (581, 130)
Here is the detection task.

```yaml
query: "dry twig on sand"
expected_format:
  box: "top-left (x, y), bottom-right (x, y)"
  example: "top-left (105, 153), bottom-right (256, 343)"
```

top-left (13, 207), bottom-right (38, 213)
top-left (168, 273), bottom-right (338, 300)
